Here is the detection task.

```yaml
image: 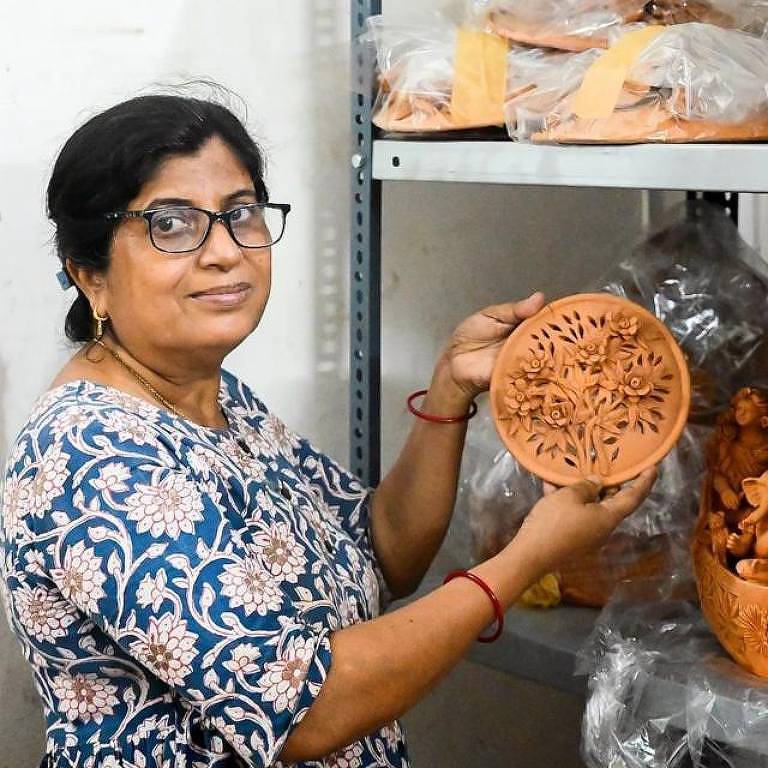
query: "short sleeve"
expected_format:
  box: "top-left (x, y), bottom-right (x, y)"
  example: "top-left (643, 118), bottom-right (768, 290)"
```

top-left (29, 409), bottom-right (331, 768)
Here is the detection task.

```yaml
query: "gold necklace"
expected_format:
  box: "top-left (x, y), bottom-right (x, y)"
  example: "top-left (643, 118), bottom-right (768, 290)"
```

top-left (91, 339), bottom-right (187, 420)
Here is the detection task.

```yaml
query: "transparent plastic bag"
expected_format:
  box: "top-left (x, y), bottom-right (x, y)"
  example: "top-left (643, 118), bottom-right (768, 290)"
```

top-left (451, 204), bottom-right (761, 605)
top-left (599, 200), bottom-right (768, 422)
top-left (531, 23), bottom-right (768, 144)
top-left (448, 409), bottom-right (542, 567)
top-left (505, 46), bottom-right (603, 139)
top-left (577, 576), bottom-right (722, 768)
top-left (364, 15), bottom-right (460, 133)
top-left (364, 14), bottom-right (514, 133)
top-left (557, 424), bottom-right (711, 607)
top-left (469, 0), bottom-right (650, 51)
top-left (688, 657), bottom-right (768, 767)
top-left (468, 0), bottom-right (752, 52)
top-left (449, 403), bottom-right (708, 606)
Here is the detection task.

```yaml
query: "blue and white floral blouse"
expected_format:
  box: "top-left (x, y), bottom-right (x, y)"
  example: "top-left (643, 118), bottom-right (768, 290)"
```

top-left (0, 372), bottom-right (409, 768)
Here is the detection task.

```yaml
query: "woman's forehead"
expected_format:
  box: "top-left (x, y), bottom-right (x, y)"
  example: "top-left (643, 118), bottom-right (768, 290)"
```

top-left (132, 136), bottom-right (254, 208)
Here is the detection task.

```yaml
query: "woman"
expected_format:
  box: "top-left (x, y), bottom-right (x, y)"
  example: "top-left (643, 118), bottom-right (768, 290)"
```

top-left (1, 95), bottom-right (656, 768)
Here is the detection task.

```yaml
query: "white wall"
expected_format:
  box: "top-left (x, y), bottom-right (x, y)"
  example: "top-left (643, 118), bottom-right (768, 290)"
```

top-left (0, 0), bottom-right (353, 465)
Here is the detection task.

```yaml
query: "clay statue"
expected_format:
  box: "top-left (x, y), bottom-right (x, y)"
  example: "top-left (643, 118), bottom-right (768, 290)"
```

top-left (702, 388), bottom-right (768, 577)
top-left (693, 386), bottom-right (768, 677)
top-left (709, 388), bottom-right (768, 515)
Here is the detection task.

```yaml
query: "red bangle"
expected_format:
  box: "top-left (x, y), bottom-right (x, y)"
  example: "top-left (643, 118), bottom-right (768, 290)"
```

top-left (407, 389), bottom-right (478, 423)
top-left (443, 569), bottom-right (504, 643)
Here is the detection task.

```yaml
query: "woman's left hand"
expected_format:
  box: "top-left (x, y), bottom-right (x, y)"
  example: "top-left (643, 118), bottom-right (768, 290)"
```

top-left (441, 292), bottom-right (545, 401)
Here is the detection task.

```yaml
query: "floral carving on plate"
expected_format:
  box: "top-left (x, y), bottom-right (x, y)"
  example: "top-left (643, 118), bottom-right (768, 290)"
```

top-left (490, 294), bottom-right (690, 486)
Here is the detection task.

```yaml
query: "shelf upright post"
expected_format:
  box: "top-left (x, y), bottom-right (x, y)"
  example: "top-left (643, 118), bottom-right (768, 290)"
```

top-left (350, 0), bottom-right (382, 485)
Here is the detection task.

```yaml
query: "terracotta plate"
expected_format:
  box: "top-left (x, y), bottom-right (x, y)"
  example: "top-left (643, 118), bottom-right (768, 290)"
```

top-left (490, 293), bottom-right (690, 486)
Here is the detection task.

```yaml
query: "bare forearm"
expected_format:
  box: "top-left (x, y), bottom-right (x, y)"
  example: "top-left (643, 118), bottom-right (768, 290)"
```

top-left (371, 357), bottom-right (474, 596)
top-left (280, 546), bottom-right (534, 762)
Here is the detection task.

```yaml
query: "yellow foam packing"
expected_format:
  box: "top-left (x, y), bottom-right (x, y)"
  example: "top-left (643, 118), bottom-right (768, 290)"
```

top-left (450, 28), bottom-right (508, 127)
top-left (572, 26), bottom-right (665, 120)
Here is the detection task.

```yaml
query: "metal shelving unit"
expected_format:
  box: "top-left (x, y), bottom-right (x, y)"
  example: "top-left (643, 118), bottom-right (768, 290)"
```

top-left (350, 0), bottom-right (768, 487)
top-left (348, 0), bottom-right (768, 754)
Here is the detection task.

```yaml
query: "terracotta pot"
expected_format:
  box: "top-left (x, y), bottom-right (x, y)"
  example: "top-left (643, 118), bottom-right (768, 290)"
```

top-left (693, 482), bottom-right (768, 677)
top-left (490, 293), bottom-right (691, 486)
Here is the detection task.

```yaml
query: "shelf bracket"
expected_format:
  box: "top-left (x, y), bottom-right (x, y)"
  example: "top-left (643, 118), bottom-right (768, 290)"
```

top-left (687, 190), bottom-right (739, 225)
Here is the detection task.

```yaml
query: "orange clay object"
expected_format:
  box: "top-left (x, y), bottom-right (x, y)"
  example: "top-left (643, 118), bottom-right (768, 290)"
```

top-left (490, 293), bottom-right (690, 486)
top-left (533, 103), bottom-right (768, 144)
top-left (693, 387), bottom-right (768, 677)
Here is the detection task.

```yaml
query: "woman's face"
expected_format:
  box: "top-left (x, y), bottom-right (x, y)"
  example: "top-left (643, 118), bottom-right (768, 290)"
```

top-left (100, 135), bottom-right (271, 363)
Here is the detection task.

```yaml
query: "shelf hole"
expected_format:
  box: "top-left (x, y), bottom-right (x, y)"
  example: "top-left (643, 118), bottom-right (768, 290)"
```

top-left (356, 407), bottom-right (363, 420)
top-left (356, 311), bottom-right (363, 321)
top-left (356, 232), bottom-right (363, 243)
top-left (355, 368), bottom-right (363, 383)
top-left (355, 114), bottom-right (363, 125)
top-left (354, 270), bottom-right (363, 282)
top-left (355, 192), bottom-right (362, 204)
top-left (356, 328), bottom-right (363, 342)
top-left (354, 427), bottom-right (363, 439)
top-left (356, 211), bottom-right (363, 226)
top-left (356, 389), bottom-right (363, 400)
top-left (355, 446), bottom-right (363, 460)
top-left (356, 251), bottom-right (363, 264)
top-left (356, 289), bottom-right (363, 304)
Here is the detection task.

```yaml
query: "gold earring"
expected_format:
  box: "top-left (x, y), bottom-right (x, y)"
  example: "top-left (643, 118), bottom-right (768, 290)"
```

top-left (92, 307), bottom-right (109, 340)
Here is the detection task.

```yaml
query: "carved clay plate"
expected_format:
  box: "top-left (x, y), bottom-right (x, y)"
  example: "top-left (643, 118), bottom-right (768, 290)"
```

top-left (490, 293), bottom-right (690, 486)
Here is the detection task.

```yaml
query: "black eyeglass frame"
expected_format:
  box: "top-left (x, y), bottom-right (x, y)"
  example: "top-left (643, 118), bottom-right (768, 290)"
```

top-left (105, 202), bottom-right (292, 254)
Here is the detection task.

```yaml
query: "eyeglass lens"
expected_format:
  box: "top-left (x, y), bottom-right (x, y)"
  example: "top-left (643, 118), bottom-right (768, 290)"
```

top-left (150, 205), bottom-right (284, 252)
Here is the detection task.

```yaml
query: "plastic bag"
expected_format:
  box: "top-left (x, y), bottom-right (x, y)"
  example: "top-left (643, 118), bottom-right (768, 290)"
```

top-left (470, 0), bottom-right (766, 53)
top-left (364, 15), bottom-right (460, 133)
top-left (448, 410), bottom-right (542, 567)
top-left (557, 424), bottom-right (711, 607)
top-left (599, 200), bottom-right (768, 422)
top-left (530, 23), bottom-right (768, 144)
top-left (688, 657), bottom-right (768, 767)
top-left (578, 580), bottom-right (768, 766)
top-left (365, 14), bottom-right (514, 133)
top-left (577, 576), bottom-right (722, 768)
top-left (449, 405), bottom-right (708, 606)
top-left (469, 0), bottom-right (650, 51)
top-left (504, 46), bottom-right (603, 140)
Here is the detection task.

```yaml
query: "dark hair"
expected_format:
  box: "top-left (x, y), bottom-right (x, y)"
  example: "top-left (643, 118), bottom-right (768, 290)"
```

top-left (47, 94), bottom-right (269, 342)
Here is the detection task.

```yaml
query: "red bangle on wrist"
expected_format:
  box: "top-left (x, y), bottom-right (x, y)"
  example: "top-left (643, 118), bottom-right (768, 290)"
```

top-left (443, 569), bottom-right (504, 643)
top-left (407, 389), bottom-right (478, 423)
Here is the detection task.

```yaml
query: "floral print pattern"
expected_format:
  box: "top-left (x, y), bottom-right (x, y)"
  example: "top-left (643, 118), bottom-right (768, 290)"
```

top-left (1, 372), bottom-right (408, 768)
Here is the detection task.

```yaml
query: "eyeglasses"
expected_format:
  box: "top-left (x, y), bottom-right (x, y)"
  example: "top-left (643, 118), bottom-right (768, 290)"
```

top-left (106, 203), bottom-right (291, 254)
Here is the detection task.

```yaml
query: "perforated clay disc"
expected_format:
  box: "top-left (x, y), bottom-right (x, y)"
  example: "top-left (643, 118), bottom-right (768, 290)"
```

top-left (489, 293), bottom-right (690, 486)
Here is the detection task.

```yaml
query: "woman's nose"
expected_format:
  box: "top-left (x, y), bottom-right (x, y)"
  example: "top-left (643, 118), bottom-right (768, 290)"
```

top-left (198, 220), bottom-right (242, 268)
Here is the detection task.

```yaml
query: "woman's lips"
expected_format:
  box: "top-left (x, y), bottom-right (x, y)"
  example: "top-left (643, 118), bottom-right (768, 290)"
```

top-left (190, 283), bottom-right (252, 307)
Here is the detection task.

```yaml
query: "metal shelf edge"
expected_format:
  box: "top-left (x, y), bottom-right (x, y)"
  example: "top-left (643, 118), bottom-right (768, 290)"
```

top-left (373, 140), bottom-right (768, 192)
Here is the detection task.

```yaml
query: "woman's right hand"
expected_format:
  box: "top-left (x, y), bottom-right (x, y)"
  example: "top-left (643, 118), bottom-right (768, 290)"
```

top-left (504, 467), bottom-right (658, 583)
